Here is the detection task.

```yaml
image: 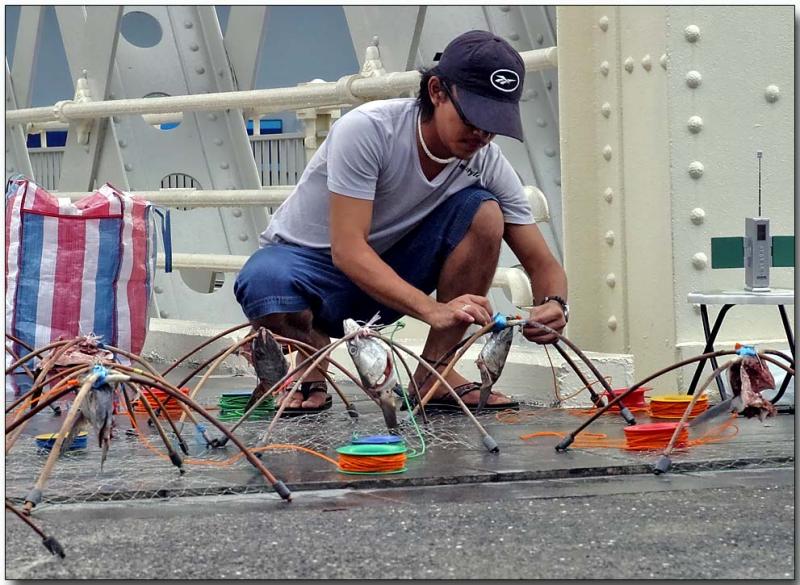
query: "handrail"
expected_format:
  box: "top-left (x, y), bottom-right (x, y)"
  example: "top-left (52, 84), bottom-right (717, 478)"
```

top-left (51, 185), bottom-right (550, 218)
top-left (6, 47), bottom-right (557, 126)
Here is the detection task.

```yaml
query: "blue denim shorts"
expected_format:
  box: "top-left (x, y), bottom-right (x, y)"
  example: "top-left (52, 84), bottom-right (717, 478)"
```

top-left (234, 186), bottom-right (498, 337)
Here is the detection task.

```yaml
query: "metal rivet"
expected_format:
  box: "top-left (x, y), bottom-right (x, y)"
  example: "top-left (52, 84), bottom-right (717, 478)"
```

top-left (691, 252), bottom-right (708, 270)
top-left (536, 33), bottom-right (544, 45)
top-left (84, 146), bottom-right (90, 153)
top-left (600, 61), bottom-right (610, 76)
top-left (184, 21), bottom-right (193, 29)
top-left (554, 177), bottom-right (561, 186)
top-left (232, 208), bottom-right (242, 218)
top-left (154, 286), bottom-right (163, 294)
top-left (214, 138), bottom-right (223, 146)
top-left (536, 117), bottom-right (547, 127)
top-left (604, 230), bottom-right (615, 245)
top-left (684, 24), bottom-right (701, 42)
top-left (660, 54), bottom-right (668, 70)
top-left (603, 187), bottom-right (614, 203)
top-left (238, 233), bottom-right (249, 242)
top-left (499, 5), bottom-right (511, 12)
top-left (208, 113), bottom-right (217, 121)
top-left (606, 273), bottom-right (616, 288)
top-left (690, 208), bottom-right (706, 225)
top-left (686, 71), bottom-right (702, 88)
top-left (607, 316), bottom-right (618, 330)
top-left (641, 54), bottom-right (652, 71)
top-left (765, 85), bottom-right (780, 103)
top-left (160, 310), bottom-right (169, 318)
top-left (220, 162), bottom-right (229, 169)
top-left (602, 145), bottom-right (613, 161)
top-left (687, 115), bottom-right (703, 134)
top-left (118, 139), bottom-right (127, 147)
top-left (544, 147), bottom-right (556, 157)
top-left (688, 161), bottom-right (704, 179)
top-left (598, 16), bottom-right (609, 31)
top-left (112, 116), bottom-right (120, 124)
top-left (195, 66), bottom-right (205, 75)
top-left (189, 43), bottom-right (199, 52)
top-left (124, 163), bottom-right (133, 171)
top-left (508, 33), bottom-right (520, 41)
top-left (624, 57), bottom-right (634, 73)
top-left (521, 89), bottom-right (534, 102)
top-left (601, 102), bottom-right (611, 118)
top-left (546, 80), bottom-right (552, 91)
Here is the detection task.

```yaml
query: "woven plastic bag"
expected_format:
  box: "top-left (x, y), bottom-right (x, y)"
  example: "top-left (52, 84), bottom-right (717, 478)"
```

top-left (5, 176), bottom-right (170, 359)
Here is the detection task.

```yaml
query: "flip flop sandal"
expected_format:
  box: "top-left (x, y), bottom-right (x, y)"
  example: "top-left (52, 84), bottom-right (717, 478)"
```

top-left (419, 382), bottom-right (520, 414)
top-left (278, 381), bottom-right (333, 417)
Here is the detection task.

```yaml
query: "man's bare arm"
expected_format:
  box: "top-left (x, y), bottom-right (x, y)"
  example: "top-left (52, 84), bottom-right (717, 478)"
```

top-left (504, 222), bottom-right (568, 343)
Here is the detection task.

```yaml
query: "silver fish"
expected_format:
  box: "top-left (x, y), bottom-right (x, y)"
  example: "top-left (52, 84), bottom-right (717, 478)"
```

top-left (62, 382), bottom-right (115, 469)
top-left (475, 326), bottom-right (514, 412)
top-left (245, 328), bottom-right (289, 412)
top-left (343, 319), bottom-right (398, 429)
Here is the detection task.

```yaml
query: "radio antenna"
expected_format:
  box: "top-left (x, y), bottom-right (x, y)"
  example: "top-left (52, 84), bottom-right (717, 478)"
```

top-left (756, 150), bottom-right (762, 216)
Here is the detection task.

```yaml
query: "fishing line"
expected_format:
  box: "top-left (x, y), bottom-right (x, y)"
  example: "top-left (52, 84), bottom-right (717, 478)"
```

top-left (217, 391), bottom-right (275, 421)
top-left (648, 394), bottom-right (709, 419)
top-left (335, 442), bottom-right (408, 474)
top-left (132, 386), bottom-right (190, 416)
top-left (520, 415), bottom-right (737, 451)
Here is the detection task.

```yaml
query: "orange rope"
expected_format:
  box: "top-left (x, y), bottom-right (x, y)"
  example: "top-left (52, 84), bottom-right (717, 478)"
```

top-left (337, 453), bottom-right (407, 473)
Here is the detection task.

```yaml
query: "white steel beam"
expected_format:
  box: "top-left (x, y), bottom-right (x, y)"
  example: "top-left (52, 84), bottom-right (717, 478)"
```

top-left (223, 7), bottom-right (269, 91)
top-left (10, 6), bottom-right (44, 108)
top-left (5, 60), bottom-right (34, 180)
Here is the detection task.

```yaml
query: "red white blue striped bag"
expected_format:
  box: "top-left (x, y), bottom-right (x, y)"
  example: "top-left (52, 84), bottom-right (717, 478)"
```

top-left (5, 177), bottom-right (170, 359)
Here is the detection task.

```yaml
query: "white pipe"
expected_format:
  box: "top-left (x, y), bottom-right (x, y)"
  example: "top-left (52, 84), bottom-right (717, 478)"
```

top-left (54, 188), bottom-right (293, 207)
top-left (6, 47), bottom-right (558, 126)
top-left (158, 252), bottom-right (533, 306)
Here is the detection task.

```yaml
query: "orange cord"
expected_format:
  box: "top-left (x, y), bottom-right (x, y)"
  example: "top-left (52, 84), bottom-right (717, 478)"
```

top-left (337, 453), bottom-right (407, 473)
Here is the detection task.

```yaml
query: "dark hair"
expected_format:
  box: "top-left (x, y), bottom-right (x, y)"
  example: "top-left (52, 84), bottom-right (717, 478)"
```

top-left (416, 66), bottom-right (449, 122)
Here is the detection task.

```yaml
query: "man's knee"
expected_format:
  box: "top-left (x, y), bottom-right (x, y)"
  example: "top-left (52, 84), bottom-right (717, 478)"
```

top-left (468, 199), bottom-right (504, 243)
top-left (254, 310), bottom-right (314, 336)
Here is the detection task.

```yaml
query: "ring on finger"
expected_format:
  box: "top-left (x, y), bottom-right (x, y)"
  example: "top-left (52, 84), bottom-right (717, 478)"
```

top-left (461, 304), bottom-right (471, 312)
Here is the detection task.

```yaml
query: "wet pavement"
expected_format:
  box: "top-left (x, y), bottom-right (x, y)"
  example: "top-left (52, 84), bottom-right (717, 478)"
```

top-left (4, 368), bottom-right (796, 578)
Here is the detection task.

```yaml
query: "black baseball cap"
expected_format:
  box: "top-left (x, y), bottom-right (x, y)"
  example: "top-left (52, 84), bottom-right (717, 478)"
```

top-left (435, 30), bottom-right (525, 141)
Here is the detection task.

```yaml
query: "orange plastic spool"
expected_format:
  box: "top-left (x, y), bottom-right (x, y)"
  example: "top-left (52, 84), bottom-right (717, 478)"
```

top-left (604, 387), bottom-right (649, 411)
top-left (132, 386), bottom-right (190, 417)
top-left (649, 394), bottom-right (708, 419)
top-left (623, 421), bottom-right (688, 451)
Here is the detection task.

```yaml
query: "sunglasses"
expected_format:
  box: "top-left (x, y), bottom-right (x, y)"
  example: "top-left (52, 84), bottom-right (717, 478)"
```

top-left (441, 81), bottom-right (494, 137)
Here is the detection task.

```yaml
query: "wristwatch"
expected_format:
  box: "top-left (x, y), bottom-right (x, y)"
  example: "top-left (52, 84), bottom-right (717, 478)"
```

top-left (541, 295), bottom-right (569, 323)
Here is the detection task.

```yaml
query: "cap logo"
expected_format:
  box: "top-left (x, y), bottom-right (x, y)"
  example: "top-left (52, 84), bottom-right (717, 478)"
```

top-left (490, 69), bottom-right (520, 92)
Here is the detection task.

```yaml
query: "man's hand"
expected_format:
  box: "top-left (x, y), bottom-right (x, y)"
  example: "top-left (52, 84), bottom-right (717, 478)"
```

top-left (522, 301), bottom-right (566, 344)
top-left (425, 294), bottom-right (493, 331)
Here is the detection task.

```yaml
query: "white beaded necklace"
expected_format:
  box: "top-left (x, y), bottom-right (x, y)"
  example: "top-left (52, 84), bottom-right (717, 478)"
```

top-left (417, 113), bottom-right (456, 165)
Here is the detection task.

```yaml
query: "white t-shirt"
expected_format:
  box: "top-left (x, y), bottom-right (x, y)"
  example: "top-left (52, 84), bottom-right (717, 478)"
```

top-left (261, 98), bottom-right (534, 254)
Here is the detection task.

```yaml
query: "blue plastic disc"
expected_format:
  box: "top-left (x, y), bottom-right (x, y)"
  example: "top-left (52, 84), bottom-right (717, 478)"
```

top-left (351, 434), bottom-right (403, 445)
top-left (220, 391), bottom-right (254, 397)
top-left (35, 431), bottom-right (89, 451)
